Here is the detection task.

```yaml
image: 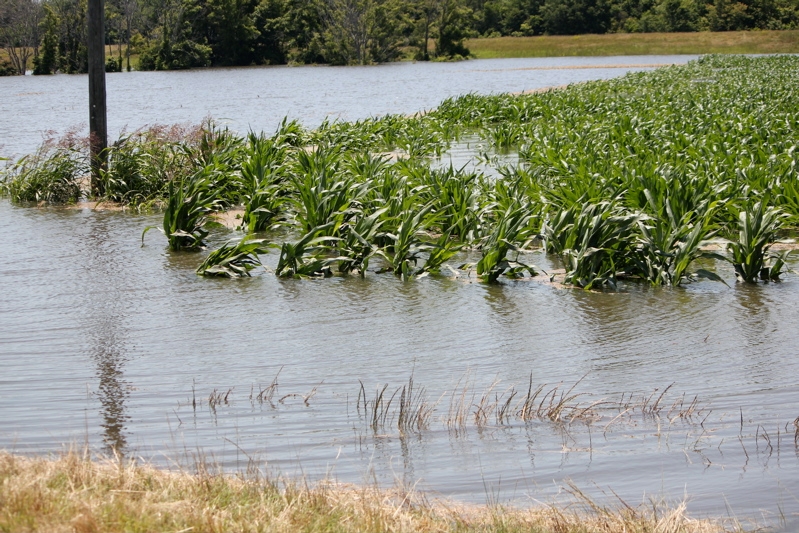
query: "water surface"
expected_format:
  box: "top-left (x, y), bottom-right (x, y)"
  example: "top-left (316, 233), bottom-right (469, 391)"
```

top-left (2, 56), bottom-right (798, 525)
top-left (1, 55), bottom-right (697, 158)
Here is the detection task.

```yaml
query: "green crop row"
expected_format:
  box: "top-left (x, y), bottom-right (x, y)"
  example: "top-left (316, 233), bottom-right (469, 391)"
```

top-left (3, 55), bottom-right (798, 287)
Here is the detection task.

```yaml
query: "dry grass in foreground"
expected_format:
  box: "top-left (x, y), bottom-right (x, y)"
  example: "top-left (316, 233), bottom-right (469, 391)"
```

top-left (0, 451), bottom-right (741, 533)
top-left (467, 30), bottom-right (799, 58)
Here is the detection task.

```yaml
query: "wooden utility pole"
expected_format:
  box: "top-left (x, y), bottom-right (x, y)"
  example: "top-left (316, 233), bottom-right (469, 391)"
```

top-left (87, 0), bottom-right (107, 196)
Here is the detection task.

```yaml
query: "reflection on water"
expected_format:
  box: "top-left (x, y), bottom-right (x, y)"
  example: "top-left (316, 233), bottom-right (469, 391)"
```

top-left (734, 283), bottom-right (773, 343)
top-left (733, 284), bottom-right (782, 387)
top-left (91, 339), bottom-right (129, 453)
top-left (81, 213), bottom-right (131, 454)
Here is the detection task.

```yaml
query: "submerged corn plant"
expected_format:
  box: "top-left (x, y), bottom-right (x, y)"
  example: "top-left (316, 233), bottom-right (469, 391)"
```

top-left (336, 208), bottom-right (387, 276)
top-left (291, 147), bottom-right (365, 236)
top-left (181, 123), bottom-right (245, 207)
top-left (421, 166), bottom-right (489, 244)
top-left (378, 202), bottom-right (437, 281)
top-left (632, 214), bottom-right (726, 287)
top-left (237, 135), bottom-right (289, 233)
top-left (629, 190), bottom-right (726, 286)
top-left (196, 237), bottom-right (271, 278)
top-left (475, 204), bottom-right (537, 283)
top-left (275, 225), bottom-right (340, 278)
top-left (544, 202), bottom-right (639, 290)
top-left (423, 231), bottom-right (463, 276)
top-left (726, 202), bottom-right (789, 282)
top-left (486, 121), bottom-right (523, 152)
top-left (143, 167), bottom-right (220, 251)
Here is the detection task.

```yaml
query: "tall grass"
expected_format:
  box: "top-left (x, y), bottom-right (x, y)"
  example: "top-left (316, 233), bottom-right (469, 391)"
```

top-left (466, 30), bottom-right (799, 59)
top-left (100, 128), bottom-right (198, 207)
top-left (1, 147), bottom-right (85, 204)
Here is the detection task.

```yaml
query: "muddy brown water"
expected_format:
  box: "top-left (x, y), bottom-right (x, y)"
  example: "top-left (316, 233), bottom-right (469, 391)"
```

top-left (1, 55), bottom-right (696, 158)
top-left (2, 56), bottom-right (799, 525)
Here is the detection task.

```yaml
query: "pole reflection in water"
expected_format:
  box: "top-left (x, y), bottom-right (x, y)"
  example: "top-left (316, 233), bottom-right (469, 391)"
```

top-left (91, 332), bottom-right (129, 453)
top-left (81, 211), bottom-right (131, 454)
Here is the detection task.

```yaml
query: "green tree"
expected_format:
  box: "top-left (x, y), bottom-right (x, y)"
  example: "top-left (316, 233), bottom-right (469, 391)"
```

top-left (33, 4), bottom-right (59, 74)
top-left (0, 0), bottom-right (42, 75)
top-left (197, 0), bottom-right (260, 65)
top-left (138, 0), bottom-right (211, 69)
top-left (317, 0), bottom-right (406, 65)
top-left (52, 0), bottom-right (88, 73)
top-left (539, 0), bottom-right (611, 33)
top-left (436, 0), bottom-right (470, 58)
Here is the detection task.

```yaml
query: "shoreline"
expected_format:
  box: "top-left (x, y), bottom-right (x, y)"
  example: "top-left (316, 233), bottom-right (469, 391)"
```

top-left (467, 30), bottom-right (799, 59)
top-left (0, 450), bottom-right (742, 533)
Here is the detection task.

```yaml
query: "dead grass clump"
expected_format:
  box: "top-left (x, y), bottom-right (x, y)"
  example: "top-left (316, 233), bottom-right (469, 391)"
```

top-left (0, 450), bottom-right (737, 533)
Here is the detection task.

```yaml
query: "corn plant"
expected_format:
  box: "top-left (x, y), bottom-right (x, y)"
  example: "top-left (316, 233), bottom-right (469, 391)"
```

top-left (378, 203), bottom-right (437, 280)
top-left (629, 190), bottom-right (725, 286)
top-left (181, 123), bottom-right (245, 207)
top-left (633, 215), bottom-right (727, 287)
top-left (196, 237), bottom-right (271, 278)
top-left (146, 167), bottom-right (220, 251)
top-left (345, 152), bottom-right (391, 184)
top-left (475, 204), bottom-right (537, 283)
top-left (423, 231), bottom-right (463, 275)
top-left (422, 166), bottom-right (488, 244)
top-left (726, 202), bottom-right (788, 282)
top-left (238, 135), bottom-right (289, 233)
top-left (486, 121), bottom-right (523, 152)
top-left (273, 117), bottom-right (306, 147)
top-left (336, 208), bottom-right (387, 276)
top-left (291, 147), bottom-right (365, 236)
top-left (545, 202), bottom-right (639, 290)
top-left (275, 225), bottom-right (340, 278)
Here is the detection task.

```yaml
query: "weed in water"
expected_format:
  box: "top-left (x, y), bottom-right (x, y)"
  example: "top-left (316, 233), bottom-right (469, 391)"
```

top-left (2, 147), bottom-right (85, 204)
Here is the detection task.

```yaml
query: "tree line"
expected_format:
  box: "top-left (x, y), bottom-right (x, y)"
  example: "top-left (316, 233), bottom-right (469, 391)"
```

top-left (2, 0), bottom-right (798, 74)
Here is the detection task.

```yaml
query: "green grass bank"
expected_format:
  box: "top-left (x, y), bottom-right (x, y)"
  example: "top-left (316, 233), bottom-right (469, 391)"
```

top-left (466, 30), bottom-right (799, 58)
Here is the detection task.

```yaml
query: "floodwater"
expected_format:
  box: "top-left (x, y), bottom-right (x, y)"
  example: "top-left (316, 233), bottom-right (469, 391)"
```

top-left (2, 56), bottom-right (799, 525)
top-left (1, 55), bottom-right (697, 158)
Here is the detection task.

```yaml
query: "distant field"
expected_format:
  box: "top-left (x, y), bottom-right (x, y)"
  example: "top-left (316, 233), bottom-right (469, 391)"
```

top-left (467, 30), bottom-right (799, 58)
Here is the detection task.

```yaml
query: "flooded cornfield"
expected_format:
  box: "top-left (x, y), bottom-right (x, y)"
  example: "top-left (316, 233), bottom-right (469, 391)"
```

top-left (0, 55), bottom-right (695, 158)
top-left (2, 55), bottom-right (799, 527)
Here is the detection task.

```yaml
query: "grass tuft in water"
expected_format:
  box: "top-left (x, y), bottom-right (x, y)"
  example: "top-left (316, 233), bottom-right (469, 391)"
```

top-left (1, 146), bottom-right (85, 204)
